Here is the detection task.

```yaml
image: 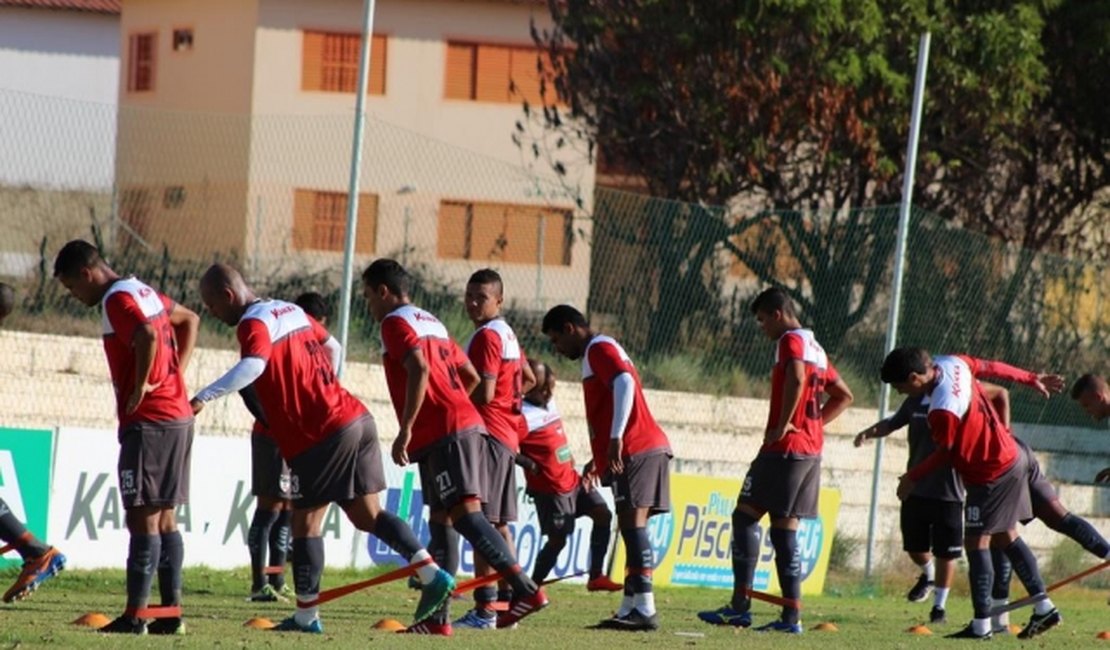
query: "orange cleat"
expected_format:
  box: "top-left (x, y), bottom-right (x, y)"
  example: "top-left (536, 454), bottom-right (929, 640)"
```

top-left (3, 547), bottom-right (66, 603)
top-left (586, 575), bottom-right (624, 592)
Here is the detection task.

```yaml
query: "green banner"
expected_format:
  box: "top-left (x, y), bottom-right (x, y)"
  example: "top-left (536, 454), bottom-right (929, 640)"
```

top-left (0, 428), bottom-right (54, 568)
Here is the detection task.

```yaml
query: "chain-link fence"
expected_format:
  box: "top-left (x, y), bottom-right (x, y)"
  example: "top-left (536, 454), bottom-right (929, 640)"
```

top-left (2, 88), bottom-right (1107, 568)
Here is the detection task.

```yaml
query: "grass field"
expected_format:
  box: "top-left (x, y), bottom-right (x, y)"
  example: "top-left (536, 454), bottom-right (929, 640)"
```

top-left (2, 566), bottom-right (1108, 648)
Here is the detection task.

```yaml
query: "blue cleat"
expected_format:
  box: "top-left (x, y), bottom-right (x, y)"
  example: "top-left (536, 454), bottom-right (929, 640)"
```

top-left (697, 605), bottom-right (752, 627)
top-left (270, 615), bottom-right (323, 633)
top-left (755, 619), bottom-right (803, 634)
top-left (414, 569), bottom-right (456, 624)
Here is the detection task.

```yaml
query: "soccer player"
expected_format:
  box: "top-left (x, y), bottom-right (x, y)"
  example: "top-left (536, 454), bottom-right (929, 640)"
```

top-left (241, 292), bottom-right (328, 603)
top-left (362, 259), bottom-right (547, 635)
top-left (190, 265), bottom-right (453, 633)
top-left (1070, 374), bottom-right (1109, 483)
top-left (542, 304), bottom-right (672, 632)
top-left (456, 268), bottom-right (534, 629)
top-left (0, 282), bottom-right (66, 603)
top-left (53, 241), bottom-right (198, 635)
top-left (699, 288), bottom-right (853, 634)
top-left (518, 358), bottom-right (621, 591)
top-left (881, 347), bottom-right (1065, 640)
top-left (854, 391), bottom-right (963, 624)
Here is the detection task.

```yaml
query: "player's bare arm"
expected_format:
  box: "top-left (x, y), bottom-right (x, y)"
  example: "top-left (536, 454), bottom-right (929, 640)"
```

top-left (767, 358), bottom-right (805, 443)
top-left (853, 419), bottom-right (894, 447)
top-left (168, 302), bottom-right (200, 376)
top-left (457, 359), bottom-right (480, 395)
top-left (821, 375), bottom-right (854, 426)
top-left (472, 375), bottom-right (496, 405)
top-left (979, 381), bottom-right (1011, 429)
top-left (126, 322), bottom-right (160, 414)
top-left (1095, 467), bottom-right (1110, 484)
top-left (396, 348), bottom-right (430, 466)
top-left (521, 360), bottom-right (537, 395)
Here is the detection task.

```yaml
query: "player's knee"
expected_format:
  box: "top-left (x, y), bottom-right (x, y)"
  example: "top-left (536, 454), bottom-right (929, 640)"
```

top-left (591, 507), bottom-right (612, 527)
top-left (546, 534), bottom-right (568, 552)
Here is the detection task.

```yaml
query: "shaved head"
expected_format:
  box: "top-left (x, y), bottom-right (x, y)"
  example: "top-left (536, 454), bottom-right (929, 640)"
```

top-left (0, 283), bottom-right (14, 324)
top-left (199, 264), bottom-right (255, 326)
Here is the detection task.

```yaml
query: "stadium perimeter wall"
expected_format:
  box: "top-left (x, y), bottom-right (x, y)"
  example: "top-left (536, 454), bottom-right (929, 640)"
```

top-left (2, 329), bottom-right (1107, 568)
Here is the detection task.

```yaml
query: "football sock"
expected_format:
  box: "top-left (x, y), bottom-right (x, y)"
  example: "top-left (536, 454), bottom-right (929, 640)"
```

top-left (157, 530), bottom-right (184, 606)
top-left (532, 533), bottom-right (567, 584)
top-left (770, 527), bottom-right (801, 624)
top-left (125, 534), bottom-right (161, 612)
top-left (589, 517), bottom-right (611, 579)
top-left (1055, 513), bottom-right (1110, 559)
top-left (452, 511), bottom-right (537, 596)
top-left (372, 510), bottom-right (424, 560)
top-left (248, 508), bottom-right (278, 591)
top-left (966, 547), bottom-right (994, 620)
top-left (0, 498), bottom-right (48, 559)
top-left (730, 509), bottom-right (760, 611)
top-left (292, 537), bottom-right (324, 624)
top-left (268, 510), bottom-right (291, 589)
top-left (1003, 538), bottom-right (1052, 614)
top-left (622, 527), bottom-right (655, 615)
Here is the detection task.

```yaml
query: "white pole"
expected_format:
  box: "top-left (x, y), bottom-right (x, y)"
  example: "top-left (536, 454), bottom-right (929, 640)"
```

top-left (865, 32), bottom-right (930, 578)
top-left (336, 0), bottom-right (377, 378)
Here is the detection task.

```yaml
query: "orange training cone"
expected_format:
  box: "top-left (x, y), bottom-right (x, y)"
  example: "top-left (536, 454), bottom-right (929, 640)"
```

top-left (72, 612), bottom-right (111, 628)
top-left (243, 617), bottom-right (276, 629)
top-left (812, 622), bottom-right (839, 632)
top-left (906, 624), bottom-right (932, 635)
top-left (373, 618), bottom-right (407, 632)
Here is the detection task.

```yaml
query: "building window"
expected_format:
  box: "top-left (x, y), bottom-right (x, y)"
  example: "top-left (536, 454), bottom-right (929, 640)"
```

top-left (172, 28), bottom-right (194, 52)
top-left (293, 189), bottom-right (379, 253)
top-left (444, 41), bottom-right (560, 106)
top-left (302, 31), bottom-right (387, 95)
top-left (437, 200), bottom-right (572, 266)
top-left (127, 32), bottom-right (157, 92)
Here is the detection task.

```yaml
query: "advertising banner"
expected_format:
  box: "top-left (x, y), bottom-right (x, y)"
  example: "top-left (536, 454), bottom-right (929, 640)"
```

top-left (48, 427), bottom-right (609, 582)
top-left (0, 427), bottom-right (55, 569)
top-left (610, 473), bottom-right (839, 595)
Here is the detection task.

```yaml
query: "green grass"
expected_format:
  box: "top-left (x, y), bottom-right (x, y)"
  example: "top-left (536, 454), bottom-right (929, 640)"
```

top-left (2, 566), bottom-right (1108, 648)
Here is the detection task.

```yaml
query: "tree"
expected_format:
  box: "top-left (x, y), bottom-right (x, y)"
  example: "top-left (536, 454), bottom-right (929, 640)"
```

top-left (526, 0), bottom-right (1087, 356)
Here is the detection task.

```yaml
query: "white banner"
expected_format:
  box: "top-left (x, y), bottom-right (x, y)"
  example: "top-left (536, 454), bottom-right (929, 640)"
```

top-left (48, 427), bottom-right (610, 583)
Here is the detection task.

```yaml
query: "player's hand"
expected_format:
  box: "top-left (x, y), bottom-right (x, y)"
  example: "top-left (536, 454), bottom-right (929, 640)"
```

top-left (896, 474), bottom-right (915, 501)
top-left (392, 431), bottom-right (411, 466)
top-left (765, 422), bottom-right (797, 444)
top-left (607, 439), bottom-right (624, 475)
top-left (1095, 467), bottom-right (1110, 484)
top-left (189, 398), bottom-right (205, 415)
top-left (853, 429), bottom-right (871, 448)
top-left (581, 461), bottom-right (598, 492)
top-left (1034, 373), bottom-right (1066, 397)
top-left (126, 380), bottom-right (161, 414)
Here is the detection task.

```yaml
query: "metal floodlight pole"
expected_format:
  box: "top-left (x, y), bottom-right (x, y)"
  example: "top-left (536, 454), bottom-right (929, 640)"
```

top-left (865, 32), bottom-right (931, 578)
top-left (336, 0), bottom-right (378, 378)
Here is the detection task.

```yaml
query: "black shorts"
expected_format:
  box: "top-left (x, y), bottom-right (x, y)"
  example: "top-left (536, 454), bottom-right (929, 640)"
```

top-left (418, 431), bottom-right (487, 513)
top-left (481, 436), bottom-right (518, 524)
top-left (612, 451), bottom-right (671, 515)
top-left (1015, 438), bottom-right (1057, 516)
top-left (251, 433), bottom-right (291, 500)
top-left (531, 480), bottom-right (608, 537)
top-left (965, 446), bottom-right (1033, 536)
top-left (117, 419), bottom-right (194, 510)
top-left (740, 454), bottom-right (820, 519)
top-left (287, 415), bottom-right (385, 509)
top-left (900, 496), bottom-right (963, 558)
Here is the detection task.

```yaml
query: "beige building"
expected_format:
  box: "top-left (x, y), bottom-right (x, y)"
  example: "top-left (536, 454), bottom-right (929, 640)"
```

top-left (115, 0), bottom-right (593, 307)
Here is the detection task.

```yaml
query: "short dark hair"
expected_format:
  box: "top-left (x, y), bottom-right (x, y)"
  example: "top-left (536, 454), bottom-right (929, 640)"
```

top-left (542, 304), bottom-right (589, 333)
top-left (53, 239), bottom-right (102, 278)
top-left (880, 347), bottom-right (931, 383)
top-left (0, 283), bottom-right (15, 317)
top-left (295, 291), bottom-right (330, 322)
top-left (467, 268), bottom-right (503, 290)
top-left (361, 259), bottom-right (411, 296)
top-left (1071, 373), bottom-right (1105, 400)
top-left (750, 287), bottom-right (796, 317)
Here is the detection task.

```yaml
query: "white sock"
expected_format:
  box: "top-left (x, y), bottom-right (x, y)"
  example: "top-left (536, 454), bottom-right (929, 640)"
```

top-left (921, 558), bottom-right (935, 581)
top-left (1033, 597), bottom-right (1055, 615)
top-left (294, 598), bottom-right (319, 625)
top-left (633, 592), bottom-right (656, 616)
top-left (411, 550), bottom-right (439, 584)
top-left (616, 594), bottom-right (633, 617)
top-left (933, 587), bottom-right (949, 609)
top-left (972, 618), bottom-right (991, 635)
top-left (991, 601), bottom-right (1009, 630)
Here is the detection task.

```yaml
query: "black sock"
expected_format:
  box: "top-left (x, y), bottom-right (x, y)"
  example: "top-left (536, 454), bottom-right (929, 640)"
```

top-left (1002, 538), bottom-right (1047, 598)
top-left (730, 509), bottom-right (760, 611)
top-left (0, 498), bottom-right (48, 560)
top-left (475, 585), bottom-right (497, 613)
top-left (372, 510), bottom-right (423, 560)
top-left (157, 531), bottom-right (184, 606)
top-left (1054, 513), bottom-right (1110, 559)
top-left (428, 520), bottom-right (459, 575)
top-left (292, 537), bottom-right (324, 600)
top-left (126, 533), bottom-right (161, 612)
top-left (966, 547), bottom-right (994, 619)
top-left (248, 509), bottom-right (279, 591)
top-left (268, 510), bottom-right (291, 588)
top-left (621, 527), bottom-right (653, 596)
top-left (769, 527), bottom-right (801, 624)
top-left (532, 535), bottom-right (566, 584)
top-left (990, 547), bottom-right (1012, 601)
top-left (452, 511), bottom-right (537, 596)
top-left (589, 515), bottom-right (611, 579)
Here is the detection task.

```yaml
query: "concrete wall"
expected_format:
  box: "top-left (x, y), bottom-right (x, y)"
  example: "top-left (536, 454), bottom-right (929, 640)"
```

top-left (4, 328), bottom-right (1105, 567)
